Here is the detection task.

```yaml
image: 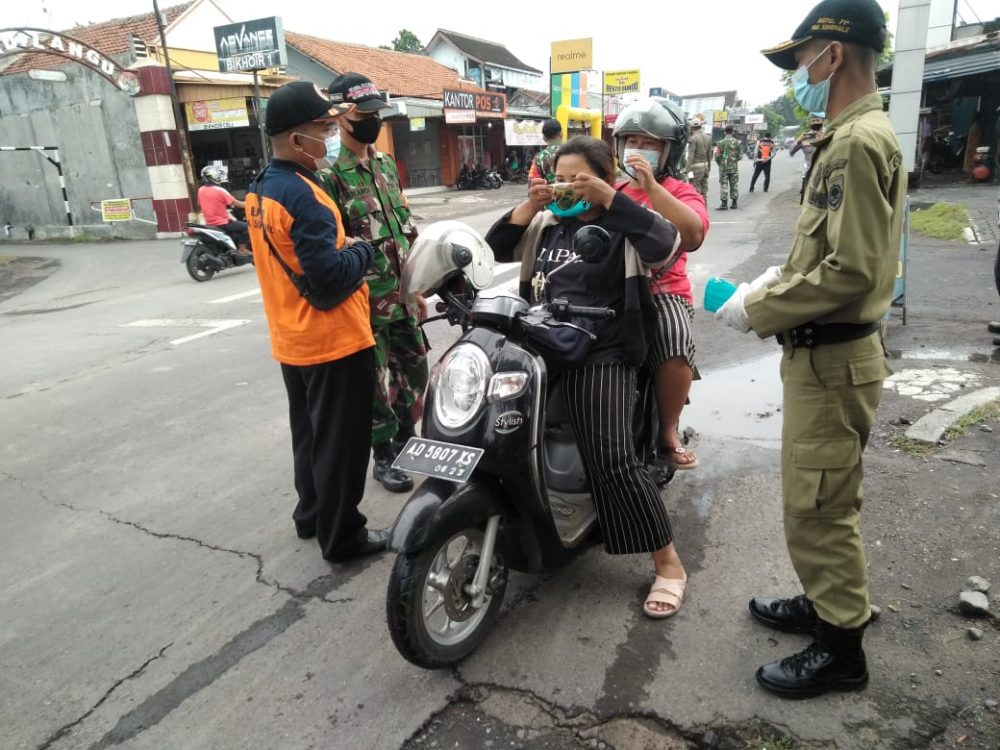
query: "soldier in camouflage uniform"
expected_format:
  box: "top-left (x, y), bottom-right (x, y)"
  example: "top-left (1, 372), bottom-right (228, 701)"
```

top-left (714, 124), bottom-right (741, 210)
top-left (527, 118), bottom-right (564, 184)
top-left (319, 73), bottom-right (428, 493)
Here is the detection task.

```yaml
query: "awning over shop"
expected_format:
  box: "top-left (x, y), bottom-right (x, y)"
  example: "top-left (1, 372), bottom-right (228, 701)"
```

top-left (922, 46), bottom-right (1000, 81)
top-left (173, 69), bottom-right (287, 103)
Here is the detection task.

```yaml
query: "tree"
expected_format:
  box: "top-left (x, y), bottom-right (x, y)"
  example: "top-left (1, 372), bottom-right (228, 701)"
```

top-left (380, 29), bottom-right (424, 54)
top-left (753, 104), bottom-right (786, 137)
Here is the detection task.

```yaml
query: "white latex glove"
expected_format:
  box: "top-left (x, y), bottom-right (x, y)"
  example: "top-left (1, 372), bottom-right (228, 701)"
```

top-left (715, 282), bottom-right (752, 333)
top-left (748, 265), bottom-right (783, 292)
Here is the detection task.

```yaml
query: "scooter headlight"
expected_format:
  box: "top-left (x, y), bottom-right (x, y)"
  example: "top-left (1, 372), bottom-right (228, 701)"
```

top-left (433, 344), bottom-right (491, 429)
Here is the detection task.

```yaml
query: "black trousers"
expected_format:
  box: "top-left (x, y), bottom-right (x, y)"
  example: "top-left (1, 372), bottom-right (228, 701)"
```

top-left (750, 161), bottom-right (772, 191)
top-left (218, 219), bottom-right (249, 247)
top-left (563, 363), bottom-right (673, 555)
top-left (281, 347), bottom-right (375, 561)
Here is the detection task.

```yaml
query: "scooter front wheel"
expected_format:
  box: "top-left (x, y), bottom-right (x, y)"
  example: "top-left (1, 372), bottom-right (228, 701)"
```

top-left (386, 526), bottom-right (507, 669)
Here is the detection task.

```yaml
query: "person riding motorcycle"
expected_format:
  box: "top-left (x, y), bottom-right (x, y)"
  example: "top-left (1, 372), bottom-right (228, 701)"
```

top-left (197, 165), bottom-right (250, 253)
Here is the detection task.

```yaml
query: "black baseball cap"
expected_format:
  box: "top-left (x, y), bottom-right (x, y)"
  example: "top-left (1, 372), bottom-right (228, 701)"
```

top-left (265, 81), bottom-right (354, 136)
top-left (761, 0), bottom-right (888, 70)
top-left (327, 72), bottom-right (397, 113)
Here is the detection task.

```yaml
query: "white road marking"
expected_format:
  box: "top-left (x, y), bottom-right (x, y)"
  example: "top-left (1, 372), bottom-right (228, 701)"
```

top-left (207, 288), bottom-right (261, 304)
top-left (122, 319), bottom-right (252, 346)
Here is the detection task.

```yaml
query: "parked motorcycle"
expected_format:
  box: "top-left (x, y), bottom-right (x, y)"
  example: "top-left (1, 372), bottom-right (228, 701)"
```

top-left (926, 131), bottom-right (966, 174)
top-left (181, 223), bottom-right (254, 282)
top-left (384, 221), bottom-right (678, 669)
top-left (457, 165), bottom-right (502, 190)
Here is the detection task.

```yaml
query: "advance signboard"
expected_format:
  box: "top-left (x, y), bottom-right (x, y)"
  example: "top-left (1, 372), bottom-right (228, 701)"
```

top-left (442, 89), bottom-right (507, 120)
top-left (213, 17), bottom-right (287, 73)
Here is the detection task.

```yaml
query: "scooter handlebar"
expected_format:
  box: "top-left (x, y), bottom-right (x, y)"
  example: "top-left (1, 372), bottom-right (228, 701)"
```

top-left (549, 298), bottom-right (615, 320)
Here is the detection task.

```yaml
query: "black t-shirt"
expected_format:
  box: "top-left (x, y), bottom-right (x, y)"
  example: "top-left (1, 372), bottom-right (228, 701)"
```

top-left (521, 218), bottom-right (628, 364)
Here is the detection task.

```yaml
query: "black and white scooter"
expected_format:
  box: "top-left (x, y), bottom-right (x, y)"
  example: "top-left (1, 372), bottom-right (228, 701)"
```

top-left (384, 221), bottom-right (681, 669)
top-left (181, 223), bottom-right (254, 282)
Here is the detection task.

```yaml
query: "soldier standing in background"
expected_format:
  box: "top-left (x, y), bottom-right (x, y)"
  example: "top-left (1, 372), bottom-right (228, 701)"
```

top-left (318, 73), bottom-right (429, 494)
top-left (714, 125), bottom-right (741, 210)
top-left (685, 115), bottom-right (712, 203)
top-left (528, 118), bottom-right (564, 184)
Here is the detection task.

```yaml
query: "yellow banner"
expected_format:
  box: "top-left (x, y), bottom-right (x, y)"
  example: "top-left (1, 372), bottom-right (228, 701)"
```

top-left (551, 38), bottom-right (592, 74)
top-left (712, 110), bottom-right (729, 122)
top-left (101, 199), bottom-right (133, 222)
top-left (185, 97), bottom-right (250, 131)
top-left (603, 69), bottom-right (640, 95)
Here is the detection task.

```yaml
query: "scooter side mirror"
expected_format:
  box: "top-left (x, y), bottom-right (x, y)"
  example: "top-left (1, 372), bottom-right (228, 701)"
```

top-left (574, 225), bottom-right (611, 263)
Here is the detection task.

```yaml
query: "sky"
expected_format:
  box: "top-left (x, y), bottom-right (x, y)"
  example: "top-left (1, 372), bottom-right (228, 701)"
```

top-left (8, 0), bottom-right (1000, 107)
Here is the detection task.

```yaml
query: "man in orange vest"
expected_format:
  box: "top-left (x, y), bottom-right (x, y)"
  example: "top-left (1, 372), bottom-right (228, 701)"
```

top-left (749, 131), bottom-right (777, 192)
top-left (246, 81), bottom-right (389, 563)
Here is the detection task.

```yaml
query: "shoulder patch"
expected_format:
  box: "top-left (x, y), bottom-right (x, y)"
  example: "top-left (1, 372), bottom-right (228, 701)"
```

top-left (828, 174), bottom-right (845, 211)
top-left (823, 159), bottom-right (848, 180)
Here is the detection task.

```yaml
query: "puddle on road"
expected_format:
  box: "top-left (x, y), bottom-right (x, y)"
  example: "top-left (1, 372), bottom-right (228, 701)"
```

top-left (686, 353), bottom-right (783, 446)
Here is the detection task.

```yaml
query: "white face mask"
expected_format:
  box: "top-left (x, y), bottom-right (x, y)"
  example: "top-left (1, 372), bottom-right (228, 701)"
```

top-left (622, 147), bottom-right (661, 178)
top-left (296, 132), bottom-right (341, 170)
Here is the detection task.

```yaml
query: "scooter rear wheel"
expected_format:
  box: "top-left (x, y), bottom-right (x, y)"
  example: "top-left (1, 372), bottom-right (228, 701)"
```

top-left (387, 527), bottom-right (507, 669)
top-left (186, 246), bottom-right (216, 282)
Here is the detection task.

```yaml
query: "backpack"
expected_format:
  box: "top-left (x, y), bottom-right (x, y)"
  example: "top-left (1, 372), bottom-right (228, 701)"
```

top-left (758, 141), bottom-right (773, 160)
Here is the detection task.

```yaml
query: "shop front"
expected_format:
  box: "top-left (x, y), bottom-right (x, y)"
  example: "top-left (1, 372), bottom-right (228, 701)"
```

top-left (439, 88), bottom-right (507, 186)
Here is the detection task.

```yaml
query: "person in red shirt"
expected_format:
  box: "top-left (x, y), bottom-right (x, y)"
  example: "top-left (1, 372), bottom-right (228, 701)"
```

top-left (197, 165), bottom-right (249, 252)
top-left (613, 98), bottom-right (710, 473)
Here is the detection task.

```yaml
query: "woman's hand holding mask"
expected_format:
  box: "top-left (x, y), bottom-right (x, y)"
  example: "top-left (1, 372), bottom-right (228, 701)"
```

top-left (571, 173), bottom-right (616, 210)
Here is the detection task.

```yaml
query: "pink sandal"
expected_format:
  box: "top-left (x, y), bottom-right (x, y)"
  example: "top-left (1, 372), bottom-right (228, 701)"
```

top-left (643, 574), bottom-right (687, 619)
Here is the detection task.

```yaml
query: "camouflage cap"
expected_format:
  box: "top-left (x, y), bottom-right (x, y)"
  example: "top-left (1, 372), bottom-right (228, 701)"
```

top-left (761, 0), bottom-right (887, 70)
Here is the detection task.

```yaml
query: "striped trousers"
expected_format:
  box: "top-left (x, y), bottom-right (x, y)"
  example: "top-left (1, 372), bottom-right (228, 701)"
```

top-left (563, 362), bottom-right (674, 555)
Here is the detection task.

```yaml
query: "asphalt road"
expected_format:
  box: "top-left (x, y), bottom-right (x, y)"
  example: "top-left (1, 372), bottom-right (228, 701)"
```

top-left (3, 154), bottom-right (996, 750)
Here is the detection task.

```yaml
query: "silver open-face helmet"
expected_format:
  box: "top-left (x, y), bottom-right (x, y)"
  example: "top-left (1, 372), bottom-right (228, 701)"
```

top-left (402, 221), bottom-right (495, 302)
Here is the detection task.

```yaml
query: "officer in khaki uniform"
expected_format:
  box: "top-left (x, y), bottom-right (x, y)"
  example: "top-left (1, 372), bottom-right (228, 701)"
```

top-left (686, 115), bottom-right (712, 202)
top-left (715, 0), bottom-right (905, 699)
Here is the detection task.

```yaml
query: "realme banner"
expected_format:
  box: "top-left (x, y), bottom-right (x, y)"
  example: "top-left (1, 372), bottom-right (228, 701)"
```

top-left (551, 38), bottom-right (592, 74)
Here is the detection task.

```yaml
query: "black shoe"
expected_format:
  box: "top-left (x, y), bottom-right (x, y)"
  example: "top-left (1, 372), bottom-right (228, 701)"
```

top-left (373, 443), bottom-right (414, 493)
top-left (717, 202), bottom-right (729, 210)
top-left (988, 321), bottom-right (1000, 334)
top-left (748, 187), bottom-right (755, 192)
top-left (328, 529), bottom-right (390, 562)
top-left (749, 594), bottom-right (819, 634)
top-left (756, 622), bottom-right (868, 699)
top-left (730, 199), bottom-right (738, 209)
top-left (295, 522), bottom-right (316, 540)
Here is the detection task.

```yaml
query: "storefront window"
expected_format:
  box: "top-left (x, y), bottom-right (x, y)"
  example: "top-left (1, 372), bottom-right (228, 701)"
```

top-left (457, 125), bottom-right (492, 168)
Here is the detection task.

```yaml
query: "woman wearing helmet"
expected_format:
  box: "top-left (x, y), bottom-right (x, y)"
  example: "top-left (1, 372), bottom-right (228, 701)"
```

top-left (197, 165), bottom-right (250, 252)
top-left (486, 136), bottom-right (689, 619)
top-left (613, 97), bottom-right (710, 472)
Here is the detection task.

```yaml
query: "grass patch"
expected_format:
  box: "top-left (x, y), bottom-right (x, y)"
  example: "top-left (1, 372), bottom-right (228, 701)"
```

top-left (943, 399), bottom-right (1000, 441)
top-left (733, 724), bottom-right (799, 750)
top-left (888, 433), bottom-right (937, 459)
top-left (909, 202), bottom-right (971, 241)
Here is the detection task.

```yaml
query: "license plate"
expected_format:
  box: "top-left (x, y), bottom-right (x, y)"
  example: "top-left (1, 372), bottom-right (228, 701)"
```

top-left (392, 437), bottom-right (483, 484)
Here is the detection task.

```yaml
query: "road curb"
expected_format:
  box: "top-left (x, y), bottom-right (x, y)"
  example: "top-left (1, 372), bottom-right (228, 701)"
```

top-left (905, 386), bottom-right (1000, 444)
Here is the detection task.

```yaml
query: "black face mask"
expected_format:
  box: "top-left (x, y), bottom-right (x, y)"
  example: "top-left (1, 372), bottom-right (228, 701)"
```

top-left (810, 123), bottom-right (823, 131)
top-left (348, 115), bottom-right (382, 144)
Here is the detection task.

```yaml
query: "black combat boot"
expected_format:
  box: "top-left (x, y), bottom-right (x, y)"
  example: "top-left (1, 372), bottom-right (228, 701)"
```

top-left (730, 198), bottom-right (738, 209)
top-left (748, 594), bottom-right (819, 634)
top-left (391, 427), bottom-right (415, 456)
top-left (755, 619), bottom-right (869, 699)
top-left (372, 442), bottom-right (414, 493)
top-left (988, 321), bottom-right (1000, 334)
top-left (717, 201), bottom-right (729, 210)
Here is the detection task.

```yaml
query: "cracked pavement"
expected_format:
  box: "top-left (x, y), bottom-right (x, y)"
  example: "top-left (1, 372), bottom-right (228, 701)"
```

top-left (2, 157), bottom-right (999, 749)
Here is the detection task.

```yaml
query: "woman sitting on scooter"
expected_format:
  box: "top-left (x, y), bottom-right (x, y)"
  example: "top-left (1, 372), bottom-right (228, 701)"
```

top-left (485, 136), bottom-right (689, 619)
